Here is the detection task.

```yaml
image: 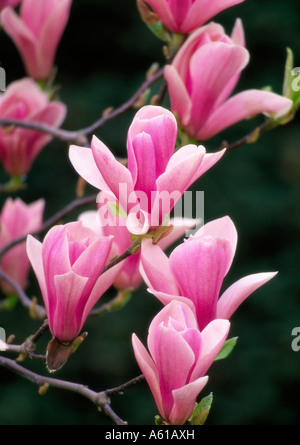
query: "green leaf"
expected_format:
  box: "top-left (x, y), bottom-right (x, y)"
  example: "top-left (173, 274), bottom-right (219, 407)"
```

top-left (283, 47), bottom-right (294, 97)
top-left (146, 21), bottom-right (172, 43)
top-left (108, 201), bottom-right (127, 219)
top-left (214, 337), bottom-right (238, 362)
top-left (282, 47), bottom-right (300, 108)
top-left (189, 393), bottom-right (213, 425)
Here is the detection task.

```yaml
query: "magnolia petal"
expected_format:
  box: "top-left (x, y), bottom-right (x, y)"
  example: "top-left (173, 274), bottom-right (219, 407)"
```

top-left (132, 333), bottom-right (165, 420)
top-left (164, 65), bottom-right (192, 126)
top-left (140, 239), bottom-right (180, 295)
top-left (169, 376), bottom-right (209, 425)
top-left (217, 272), bottom-right (278, 320)
top-left (69, 144), bottom-right (109, 191)
top-left (182, 0), bottom-right (245, 34)
top-left (197, 89), bottom-right (293, 140)
top-left (191, 319), bottom-right (230, 380)
top-left (92, 135), bottom-right (134, 200)
top-left (194, 216), bottom-right (238, 275)
top-left (52, 271), bottom-right (89, 342)
top-left (26, 234), bottom-right (48, 311)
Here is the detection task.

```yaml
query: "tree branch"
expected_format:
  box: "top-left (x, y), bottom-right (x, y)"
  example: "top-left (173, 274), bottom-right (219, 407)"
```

top-left (0, 68), bottom-right (164, 145)
top-left (0, 354), bottom-right (144, 425)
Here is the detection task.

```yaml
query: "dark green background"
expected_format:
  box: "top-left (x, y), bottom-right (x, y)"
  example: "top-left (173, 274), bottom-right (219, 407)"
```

top-left (0, 0), bottom-right (300, 425)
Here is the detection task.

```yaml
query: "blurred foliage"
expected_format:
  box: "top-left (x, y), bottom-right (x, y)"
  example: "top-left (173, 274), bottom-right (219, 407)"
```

top-left (0, 0), bottom-right (300, 425)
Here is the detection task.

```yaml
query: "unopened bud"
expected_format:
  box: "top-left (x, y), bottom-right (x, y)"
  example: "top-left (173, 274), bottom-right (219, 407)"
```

top-left (38, 383), bottom-right (49, 396)
top-left (136, 0), bottom-right (158, 26)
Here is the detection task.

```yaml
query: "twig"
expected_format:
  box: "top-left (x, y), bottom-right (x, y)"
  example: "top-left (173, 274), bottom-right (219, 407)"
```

top-left (0, 194), bottom-right (98, 259)
top-left (0, 267), bottom-right (46, 319)
top-left (222, 119), bottom-right (275, 153)
top-left (0, 354), bottom-right (144, 425)
top-left (0, 68), bottom-right (164, 145)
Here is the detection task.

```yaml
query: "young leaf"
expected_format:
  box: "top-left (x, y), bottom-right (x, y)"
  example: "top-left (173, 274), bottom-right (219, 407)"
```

top-left (189, 393), bottom-right (213, 425)
top-left (214, 337), bottom-right (238, 362)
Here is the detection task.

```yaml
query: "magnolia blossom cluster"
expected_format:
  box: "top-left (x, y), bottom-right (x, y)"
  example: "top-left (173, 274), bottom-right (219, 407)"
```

top-left (0, 0), bottom-right (291, 426)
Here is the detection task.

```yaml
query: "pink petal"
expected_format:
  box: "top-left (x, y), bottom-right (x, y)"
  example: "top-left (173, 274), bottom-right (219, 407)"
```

top-left (157, 217), bottom-right (200, 251)
top-left (1, 7), bottom-right (38, 77)
top-left (164, 65), bottom-right (192, 126)
top-left (143, 0), bottom-right (177, 31)
top-left (81, 260), bottom-right (124, 321)
top-left (130, 131), bottom-right (157, 200)
top-left (132, 333), bottom-right (165, 420)
top-left (170, 376), bottom-right (208, 425)
top-left (194, 216), bottom-right (237, 275)
top-left (91, 135), bottom-right (134, 200)
top-left (155, 145), bottom-right (205, 203)
top-left (197, 90), bottom-right (293, 140)
top-left (52, 271), bottom-right (89, 342)
top-left (182, 0), bottom-right (245, 34)
top-left (188, 43), bottom-right (249, 135)
top-left (140, 239), bottom-right (180, 295)
top-left (153, 324), bottom-right (196, 418)
top-left (69, 144), bottom-right (109, 191)
top-left (191, 319), bottom-right (230, 379)
top-left (147, 288), bottom-right (196, 315)
top-left (169, 236), bottom-right (232, 329)
top-left (26, 235), bottom-right (48, 312)
top-left (217, 272), bottom-right (278, 320)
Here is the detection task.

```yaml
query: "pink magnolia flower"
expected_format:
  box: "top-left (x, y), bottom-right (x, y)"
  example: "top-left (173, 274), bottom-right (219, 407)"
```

top-left (164, 20), bottom-right (293, 141)
top-left (69, 105), bottom-right (224, 235)
top-left (79, 197), bottom-right (200, 291)
top-left (0, 78), bottom-right (66, 177)
top-left (143, 0), bottom-right (245, 34)
top-left (132, 300), bottom-right (230, 425)
top-left (140, 216), bottom-right (277, 330)
top-left (0, 197), bottom-right (44, 295)
top-left (1, 0), bottom-right (72, 80)
top-left (26, 221), bottom-right (121, 343)
top-left (0, 0), bottom-right (20, 10)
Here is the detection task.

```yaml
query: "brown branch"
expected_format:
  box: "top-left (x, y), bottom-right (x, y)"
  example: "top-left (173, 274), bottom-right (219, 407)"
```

top-left (0, 193), bottom-right (98, 259)
top-left (0, 354), bottom-right (145, 425)
top-left (222, 119), bottom-right (276, 153)
top-left (0, 68), bottom-right (164, 145)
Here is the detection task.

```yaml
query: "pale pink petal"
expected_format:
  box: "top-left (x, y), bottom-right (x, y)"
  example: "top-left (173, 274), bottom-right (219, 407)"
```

top-left (194, 216), bottom-right (237, 275)
top-left (191, 319), bottom-right (230, 380)
top-left (91, 135), bottom-right (134, 200)
top-left (217, 272), bottom-right (278, 320)
top-left (231, 18), bottom-right (245, 47)
top-left (170, 376), bottom-right (208, 425)
top-left (38, 0), bottom-right (72, 79)
top-left (1, 7), bottom-right (38, 77)
top-left (155, 145), bottom-right (205, 202)
top-left (157, 217), bottom-right (200, 251)
top-left (69, 145), bottom-right (109, 191)
top-left (132, 333), bottom-right (165, 420)
top-left (140, 239), bottom-right (180, 295)
top-left (164, 65), bottom-right (192, 127)
top-left (147, 288), bottom-right (196, 314)
top-left (26, 235), bottom-right (48, 311)
top-left (197, 90), bottom-right (293, 141)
